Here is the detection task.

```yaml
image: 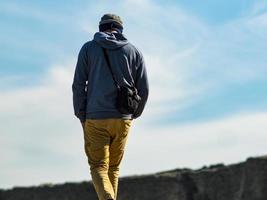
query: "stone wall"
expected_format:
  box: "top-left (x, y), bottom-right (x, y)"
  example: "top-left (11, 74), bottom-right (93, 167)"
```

top-left (1, 156), bottom-right (267, 200)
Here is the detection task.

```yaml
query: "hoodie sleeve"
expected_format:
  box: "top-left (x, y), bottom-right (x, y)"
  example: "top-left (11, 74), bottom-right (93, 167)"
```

top-left (133, 52), bottom-right (149, 119)
top-left (72, 44), bottom-right (89, 122)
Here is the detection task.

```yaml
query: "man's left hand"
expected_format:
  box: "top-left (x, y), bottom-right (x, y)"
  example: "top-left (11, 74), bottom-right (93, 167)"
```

top-left (81, 122), bottom-right (85, 130)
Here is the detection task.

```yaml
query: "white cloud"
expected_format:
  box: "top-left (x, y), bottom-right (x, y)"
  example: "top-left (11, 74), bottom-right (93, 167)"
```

top-left (1, 0), bottom-right (267, 189)
top-left (0, 2), bottom-right (78, 25)
top-left (250, 0), bottom-right (267, 16)
top-left (123, 112), bottom-right (267, 175)
top-left (0, 62), bottom-right (86, 189)
top-left (1, 64), bottom-right (267, 189)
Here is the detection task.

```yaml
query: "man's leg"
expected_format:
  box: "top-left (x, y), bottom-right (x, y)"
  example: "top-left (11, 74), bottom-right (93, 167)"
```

top-left (84, 119), bottom-right (115, 200)
top-left (108, 119), bottom-right (132, 199)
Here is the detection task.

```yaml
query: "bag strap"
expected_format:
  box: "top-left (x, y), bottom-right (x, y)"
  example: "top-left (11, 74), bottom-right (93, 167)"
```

top-left (102, 47), bottom-right (137, 89)
top-left (102, 48), bottom-right (121, 90)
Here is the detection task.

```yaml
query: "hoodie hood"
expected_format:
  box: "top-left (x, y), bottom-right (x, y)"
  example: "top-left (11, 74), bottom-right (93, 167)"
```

top-left (94, 31), bottom-right (129, 50)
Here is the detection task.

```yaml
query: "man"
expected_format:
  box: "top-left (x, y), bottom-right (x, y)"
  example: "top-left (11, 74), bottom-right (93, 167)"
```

top-left (72, 14), bottom-right (149, 200)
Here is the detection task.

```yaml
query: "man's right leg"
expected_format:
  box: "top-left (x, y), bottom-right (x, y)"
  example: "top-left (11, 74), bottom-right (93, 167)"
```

top-left (84, 119), bottom-right (115, 200)
top-left (108, 119), bottom-right (132, 199)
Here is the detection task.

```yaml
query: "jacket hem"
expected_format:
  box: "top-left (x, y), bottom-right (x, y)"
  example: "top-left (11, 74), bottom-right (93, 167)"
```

top-left (86, 111), bottom-right (132, 119)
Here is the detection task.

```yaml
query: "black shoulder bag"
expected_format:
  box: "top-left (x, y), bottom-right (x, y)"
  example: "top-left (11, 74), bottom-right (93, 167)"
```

top-left (102, 48), bottom-right (141, 115)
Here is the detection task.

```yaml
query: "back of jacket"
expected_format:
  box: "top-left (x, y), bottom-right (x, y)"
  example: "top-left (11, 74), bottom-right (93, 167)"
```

top-left (72, 31), bottom-right (149, 122)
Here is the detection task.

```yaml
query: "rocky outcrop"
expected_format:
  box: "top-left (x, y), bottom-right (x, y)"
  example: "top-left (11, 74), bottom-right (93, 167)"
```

top-left (1, 156), bottom-right (267, 200)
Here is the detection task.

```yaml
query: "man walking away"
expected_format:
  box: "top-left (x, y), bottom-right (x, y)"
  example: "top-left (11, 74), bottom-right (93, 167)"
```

top-left (72, 14), bottom-right (149, 200)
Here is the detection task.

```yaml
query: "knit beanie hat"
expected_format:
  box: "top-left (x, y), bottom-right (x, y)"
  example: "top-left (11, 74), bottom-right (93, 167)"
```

top-left (99, 14), bottom-right (123, 33)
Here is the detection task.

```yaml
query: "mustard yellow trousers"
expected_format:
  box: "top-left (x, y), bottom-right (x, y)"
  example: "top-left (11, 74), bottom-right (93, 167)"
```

top-left (83, 118), bottom-right (132, 200)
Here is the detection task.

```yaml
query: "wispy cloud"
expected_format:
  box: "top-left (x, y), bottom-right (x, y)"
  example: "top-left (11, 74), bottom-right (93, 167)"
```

top-left (250, 0), bottom-right (267, 16)
top-left (0, 1), bottom-right (80, 25)
top-left (116, 0), bottom-right (267, 122)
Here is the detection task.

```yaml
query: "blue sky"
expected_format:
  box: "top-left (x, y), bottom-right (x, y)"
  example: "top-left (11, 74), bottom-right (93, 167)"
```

top-left (1, 0), bottom-right (267, 189)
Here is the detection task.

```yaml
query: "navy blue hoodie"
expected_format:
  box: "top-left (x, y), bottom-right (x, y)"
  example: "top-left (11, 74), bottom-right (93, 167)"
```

top-left (72, 31), bottom-right (149, 122)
